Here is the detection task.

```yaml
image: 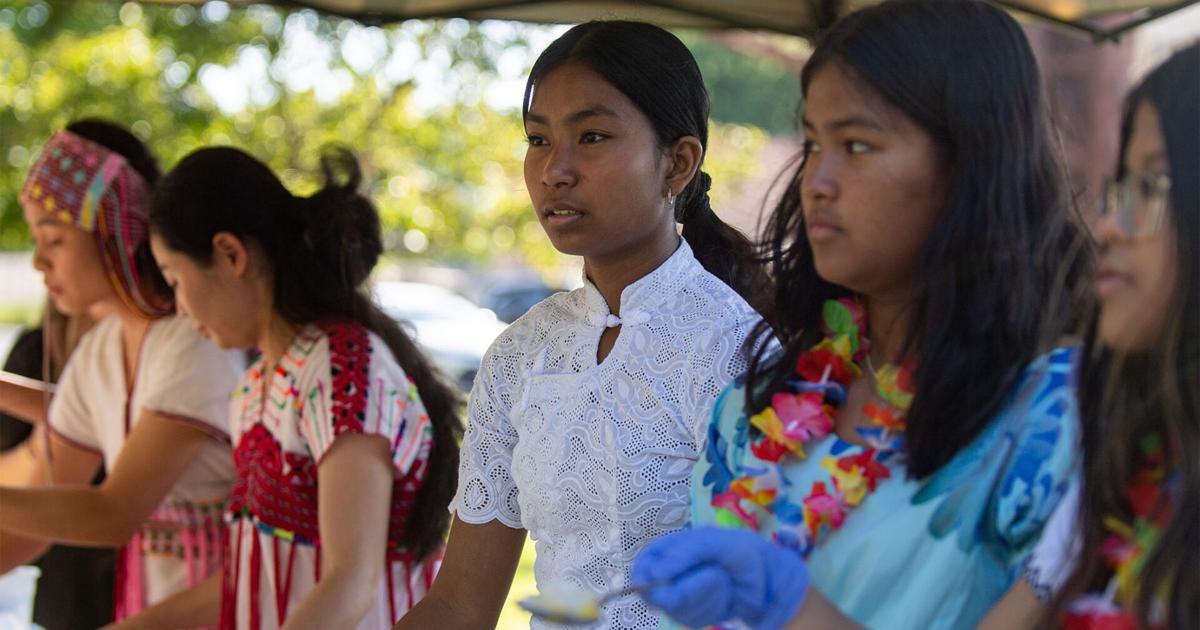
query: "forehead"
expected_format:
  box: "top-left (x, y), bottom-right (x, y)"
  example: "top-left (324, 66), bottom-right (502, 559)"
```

top-left (803, 62), bottom-right (905, 129)
top-left (1124, 99), bottom-right (1167, 169)
top-left (526, 62), bottom-right (642, 122)
top-left (21, 200), bottom-right (68, 229)
top-left (148, 232), bottom-right (178, 259)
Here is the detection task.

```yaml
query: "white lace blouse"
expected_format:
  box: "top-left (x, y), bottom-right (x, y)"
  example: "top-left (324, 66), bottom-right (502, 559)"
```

top-left (450, 239), bottom-right (763, 628)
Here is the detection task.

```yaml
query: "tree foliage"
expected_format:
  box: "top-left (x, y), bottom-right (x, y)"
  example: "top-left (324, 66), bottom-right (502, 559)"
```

top-left (1, 1), bottom-right (768, 270)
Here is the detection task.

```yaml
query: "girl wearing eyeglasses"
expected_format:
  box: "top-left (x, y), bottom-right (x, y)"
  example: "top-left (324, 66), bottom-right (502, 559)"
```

top-left (980, 42), bottom-right (1198, 630)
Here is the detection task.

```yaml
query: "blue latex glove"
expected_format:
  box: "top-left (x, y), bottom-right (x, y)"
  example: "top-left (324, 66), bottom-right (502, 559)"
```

top-left (632, 526), bottom-right (809, 630)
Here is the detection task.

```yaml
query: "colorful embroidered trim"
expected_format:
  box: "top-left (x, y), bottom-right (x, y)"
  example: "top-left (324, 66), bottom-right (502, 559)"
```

top-left (19, 130), bottom-right (171, 317)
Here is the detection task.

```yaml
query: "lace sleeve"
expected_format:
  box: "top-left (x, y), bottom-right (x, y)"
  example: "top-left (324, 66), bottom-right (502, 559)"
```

top-left (449, 341), bottom-right (523, 528)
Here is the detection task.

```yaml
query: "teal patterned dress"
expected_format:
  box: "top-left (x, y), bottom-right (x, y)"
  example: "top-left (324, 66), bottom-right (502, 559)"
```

top-left (681, 347), bottom-right (1081, 630)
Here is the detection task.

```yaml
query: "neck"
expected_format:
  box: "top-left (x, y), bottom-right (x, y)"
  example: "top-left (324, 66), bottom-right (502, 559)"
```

top-left (862, 292), bottom-right (915, 366)
top-left (258, 311), bottom-right (297, 366)
top-left (583, 231), bottom-right (680, 316)
top-left (112, 299), bottom-right (153, 341)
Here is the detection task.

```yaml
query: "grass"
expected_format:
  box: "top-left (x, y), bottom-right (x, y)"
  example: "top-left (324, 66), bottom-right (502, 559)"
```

top-left (497, 536), bottom-right (538, 629)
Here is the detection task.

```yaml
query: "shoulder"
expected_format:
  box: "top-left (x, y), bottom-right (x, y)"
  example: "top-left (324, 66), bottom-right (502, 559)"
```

top-left (145, 315), bottom-right (242, 379)
top-left (484, 289), bottom-right (582, 359)
top-left (997, 345), bottom-right (1081, 459)
top-left (74, 315), bottom-right (121, 356)
top-left (55, 316), bottom-right (120, 384)
top-left (916, 346), bottom-right (1082, 557)
top-left (145, 315), bottom-right (223, 359)
top-left (312, 321), bottom-right (416, 392)
top-left (681, 260), bottom-right (762, 325)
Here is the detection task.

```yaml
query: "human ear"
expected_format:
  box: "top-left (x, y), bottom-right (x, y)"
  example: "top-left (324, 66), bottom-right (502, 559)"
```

top-left (211, 232), bottom-right (251, 277)
top-left (664, 136), bottom-right (704, 197)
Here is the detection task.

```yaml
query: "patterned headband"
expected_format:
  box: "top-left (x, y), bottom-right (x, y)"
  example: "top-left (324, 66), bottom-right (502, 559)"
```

top-left (19, 130), bottom-right (172, 318)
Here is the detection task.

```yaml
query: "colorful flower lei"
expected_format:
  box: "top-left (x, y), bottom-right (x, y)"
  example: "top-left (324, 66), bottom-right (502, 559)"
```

top-left (1063, 433), bottom-right (1174, 630)
top-left (711, 298), bottom-right (915, 556)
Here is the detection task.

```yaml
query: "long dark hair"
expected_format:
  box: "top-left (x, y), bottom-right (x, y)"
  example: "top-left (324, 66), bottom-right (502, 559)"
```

top-left (65, 119), bottom-right (172, 309)
top-left (523, 20), bottom-right (769, 312)
top-left (746, 0), bottom-right (1093, 478)
top-left (149, 147), bottom-right (463, 560)
top-left (1059, 43), bottom-right (1199, 629)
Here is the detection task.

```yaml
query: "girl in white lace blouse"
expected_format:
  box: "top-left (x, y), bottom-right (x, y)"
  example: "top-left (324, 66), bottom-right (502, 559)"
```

top-left (394, 21), bottom-right (766, 630)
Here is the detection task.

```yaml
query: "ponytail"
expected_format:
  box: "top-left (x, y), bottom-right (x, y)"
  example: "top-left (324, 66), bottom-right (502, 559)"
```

top-left (676, 170), bottom-right (770, 314)
top-left (151, 146), bottom-right (463, 559)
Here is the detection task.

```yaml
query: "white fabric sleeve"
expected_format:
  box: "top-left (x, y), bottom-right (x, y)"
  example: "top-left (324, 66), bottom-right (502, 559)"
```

top-left (299, 331), bottom-right (434, 476)
top-left (46, 332), bottom-right (102, 454)
top-left (448, 340), bottom-right (523, 528)
top-left (1023, 482), bottom-right (1081, 601)
top-left (137, 317), bottom-right (240, 440)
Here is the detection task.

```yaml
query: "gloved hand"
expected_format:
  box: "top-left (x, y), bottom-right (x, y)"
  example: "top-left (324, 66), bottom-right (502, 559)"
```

top-left (631, 526), bottom-right (809, 630)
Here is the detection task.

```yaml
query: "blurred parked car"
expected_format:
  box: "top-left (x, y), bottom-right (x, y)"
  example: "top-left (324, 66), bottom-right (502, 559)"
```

top-left (468, 274), bottom-right (564, 324)
top-left (373, 281), bottom-right (509, 393)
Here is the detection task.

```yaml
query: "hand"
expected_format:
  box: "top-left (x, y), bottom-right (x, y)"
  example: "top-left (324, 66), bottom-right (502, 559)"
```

top-left (632, 527), bottom-right (809, 630)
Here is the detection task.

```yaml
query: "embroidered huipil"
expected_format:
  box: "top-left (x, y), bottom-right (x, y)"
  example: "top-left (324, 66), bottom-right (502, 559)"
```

top-left (682, 347), bottom-right (1082, 630)
top-left (223, 322), bottom-right (440, 630)
top-left (451, 240), bottom-right (763, 629)
top-left (48, 315), bottom-right (241, 620)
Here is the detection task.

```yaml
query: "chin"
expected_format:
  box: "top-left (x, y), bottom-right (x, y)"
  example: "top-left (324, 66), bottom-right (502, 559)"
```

top-left (1097, 312), bottom-right (1156, 353)
top-left (811, 259), bottom-right (853, 291)
top-left (49, 295), bottom-right (84, 317)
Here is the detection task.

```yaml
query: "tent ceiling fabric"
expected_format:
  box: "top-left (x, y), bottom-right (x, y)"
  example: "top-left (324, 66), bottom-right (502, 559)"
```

top-left (151, 0), bottom-right (1198, 39)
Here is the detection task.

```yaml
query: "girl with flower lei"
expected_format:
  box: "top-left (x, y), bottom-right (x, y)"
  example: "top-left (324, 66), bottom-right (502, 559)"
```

top-left (631, 2), bottom-right (1095, 629)
top-left (980, 44), bottom-right (1199, 630)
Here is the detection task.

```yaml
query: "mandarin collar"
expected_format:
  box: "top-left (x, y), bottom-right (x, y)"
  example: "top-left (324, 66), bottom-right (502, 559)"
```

top-left (579, 238), bottom-right (698, 328)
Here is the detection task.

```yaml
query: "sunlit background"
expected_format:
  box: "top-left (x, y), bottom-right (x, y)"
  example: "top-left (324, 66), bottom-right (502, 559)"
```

top-left (1, 0), bottom-right (1197, 626)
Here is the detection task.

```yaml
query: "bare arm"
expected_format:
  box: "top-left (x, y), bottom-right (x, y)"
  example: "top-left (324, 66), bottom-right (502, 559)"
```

top-left (0, 375), bottom-right (51, 425)
top-left (392, 517), bottom-right (526, 629)
top-left (279, 434), bottom-right (397, 629)
top-left (0, 425), bottom-right (103, 571)
top-left (782, 589), bottom-right (866, 630)
top-left (976, 579), bottom-right (1045, 630)
top-left (99, 570), bottom-right (222, 630)
top-left (0, 409), bottom-right (217, 547)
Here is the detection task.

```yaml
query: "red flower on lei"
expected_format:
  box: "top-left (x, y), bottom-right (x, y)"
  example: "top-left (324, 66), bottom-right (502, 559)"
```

top-left (714, 298), bottom-right (915, 557)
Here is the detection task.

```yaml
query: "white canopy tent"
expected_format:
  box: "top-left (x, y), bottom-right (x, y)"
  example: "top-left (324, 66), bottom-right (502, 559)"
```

top-left (148, 0), bottom-right (1197, 41)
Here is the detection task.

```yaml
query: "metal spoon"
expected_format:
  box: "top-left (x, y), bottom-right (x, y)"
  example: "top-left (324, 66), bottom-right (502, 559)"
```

top-left (518, 580), bottom-right (667, 626)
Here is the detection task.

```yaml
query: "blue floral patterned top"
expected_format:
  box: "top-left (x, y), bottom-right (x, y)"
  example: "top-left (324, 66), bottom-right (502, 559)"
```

top-left (682, 347), bottom-right (1080, 630)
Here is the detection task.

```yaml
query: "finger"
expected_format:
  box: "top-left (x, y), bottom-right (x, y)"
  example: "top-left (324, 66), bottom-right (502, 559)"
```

top-left (653, 566), bottom-right (735, 628)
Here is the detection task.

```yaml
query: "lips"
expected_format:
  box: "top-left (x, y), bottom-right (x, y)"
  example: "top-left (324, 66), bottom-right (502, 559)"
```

top-left (541, 202), bottom-right (585, 227)
top-left (1096, 262), bottom-right (1133, 298)
top-left (804, 214), bottom-right (843, 242)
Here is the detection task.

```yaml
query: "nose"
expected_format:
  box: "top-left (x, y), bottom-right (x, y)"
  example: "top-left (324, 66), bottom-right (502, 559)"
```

top-left (542, 143), bottom-right (578, 190)
top-left (31, 241), bottom-right (50, 274)
top-left (800, 152), bottom-right (837, 209)
top-left (1092, 207), bottom-right (1128, 248)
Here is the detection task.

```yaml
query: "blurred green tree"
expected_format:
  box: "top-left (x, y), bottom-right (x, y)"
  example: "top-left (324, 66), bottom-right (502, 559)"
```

top-left (0, 1), bottom-right (768, 271)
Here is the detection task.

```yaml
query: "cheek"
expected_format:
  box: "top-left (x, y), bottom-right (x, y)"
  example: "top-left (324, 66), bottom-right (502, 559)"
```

top-left (845, 169), bottom-right (939, 262)
top-left (523, 155), bottom-right (539, 197)
top-left (1136, 235), bottom-right (1178, 325)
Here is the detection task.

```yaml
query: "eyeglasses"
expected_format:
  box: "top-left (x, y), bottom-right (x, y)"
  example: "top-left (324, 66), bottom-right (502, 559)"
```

top-left (1099, 172), bottom-right (1171, 238)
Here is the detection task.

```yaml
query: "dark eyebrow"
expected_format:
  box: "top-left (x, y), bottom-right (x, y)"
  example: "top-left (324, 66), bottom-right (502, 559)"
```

top-left (802, 115), bottom-right (888, 133)
top-left (525, 105), bottom-right (621, 127)
top-left (35, 217), bottom-right (64, 228)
